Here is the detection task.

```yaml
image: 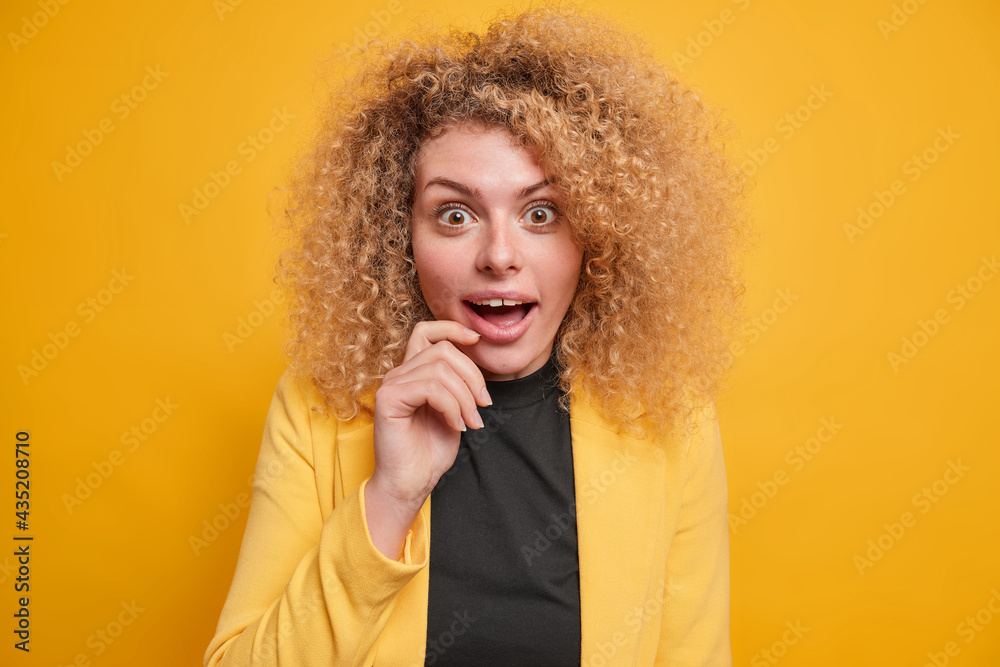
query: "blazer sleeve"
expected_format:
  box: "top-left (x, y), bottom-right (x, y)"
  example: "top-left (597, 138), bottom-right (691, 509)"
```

top-left (204, 370), bottom-right (428, 666)
top-left (655, 402), bottom-right (733, 666)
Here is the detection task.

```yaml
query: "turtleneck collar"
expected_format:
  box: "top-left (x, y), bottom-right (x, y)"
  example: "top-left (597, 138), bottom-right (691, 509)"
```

top-left (481, 352), bottom-right (564, 410)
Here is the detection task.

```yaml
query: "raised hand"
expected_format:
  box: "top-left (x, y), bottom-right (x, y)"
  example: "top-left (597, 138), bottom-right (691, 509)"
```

top-left (364, 321), bottom-right (492, 558)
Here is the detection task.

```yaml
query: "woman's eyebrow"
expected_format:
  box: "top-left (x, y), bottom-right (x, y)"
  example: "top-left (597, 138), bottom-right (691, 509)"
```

top-left (423, 177), bottom-right (552, 200)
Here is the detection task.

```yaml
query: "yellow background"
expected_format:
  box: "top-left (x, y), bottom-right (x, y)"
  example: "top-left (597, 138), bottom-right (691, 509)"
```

top-left (2, 0), bottom-right (998, 664)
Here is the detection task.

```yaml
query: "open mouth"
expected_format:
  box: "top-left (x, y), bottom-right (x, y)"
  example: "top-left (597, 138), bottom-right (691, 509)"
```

top-left (466, 299), bottom-right (535, 329)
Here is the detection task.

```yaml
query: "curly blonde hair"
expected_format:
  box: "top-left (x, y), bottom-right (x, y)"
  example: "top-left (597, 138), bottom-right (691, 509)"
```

top-left (278, 3), bottom-right (748, 440)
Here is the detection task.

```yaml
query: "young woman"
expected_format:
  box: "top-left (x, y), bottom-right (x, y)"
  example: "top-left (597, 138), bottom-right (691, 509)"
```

top-left (206, 5), bottom-right (746, 665)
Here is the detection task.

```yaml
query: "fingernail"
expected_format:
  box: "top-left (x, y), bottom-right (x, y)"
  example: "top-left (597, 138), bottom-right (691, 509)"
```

top-left (480, 387), bottom-right (493, 406)
top-left (459, 420), bottom-right (467, 432)
top-left (464, 328), bottom-right (481, 337)
top-left (473, 411), bottom-right (484, 429)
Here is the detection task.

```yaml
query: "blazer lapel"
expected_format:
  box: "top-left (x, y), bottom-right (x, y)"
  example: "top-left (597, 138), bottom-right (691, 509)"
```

top-left (570, 384), bottom-right (669, 664)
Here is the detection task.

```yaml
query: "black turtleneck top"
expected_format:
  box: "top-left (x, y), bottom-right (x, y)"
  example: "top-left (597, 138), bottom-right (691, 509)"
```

top-left (424, 354), bottom-right (582, 666)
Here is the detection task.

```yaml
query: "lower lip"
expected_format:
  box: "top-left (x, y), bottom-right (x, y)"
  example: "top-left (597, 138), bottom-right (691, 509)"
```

top-left (463, 302), bottom-right (536, 344)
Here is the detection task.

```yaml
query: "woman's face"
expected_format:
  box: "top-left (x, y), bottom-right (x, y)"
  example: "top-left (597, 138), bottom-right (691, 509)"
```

top-left (410, 123), bottom-right (583, 381)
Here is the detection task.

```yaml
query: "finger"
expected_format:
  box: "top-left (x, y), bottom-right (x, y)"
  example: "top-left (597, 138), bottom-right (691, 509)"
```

top-left (404, 320), bottom-right (481, 362)
top-left (395, 378), bottom-right (468, 433)
top-left (398, 339), bottom-right (492, 408)
top-left (386, 354), bottom-right (486, 429)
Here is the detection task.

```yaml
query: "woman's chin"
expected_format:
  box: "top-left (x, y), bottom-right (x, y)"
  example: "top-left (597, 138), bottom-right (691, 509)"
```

top-left (461, 344), bottom-right (550, 382)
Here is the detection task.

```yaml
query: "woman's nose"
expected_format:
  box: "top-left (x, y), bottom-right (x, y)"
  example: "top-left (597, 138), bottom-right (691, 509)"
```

top-left (476, 218), bottom-right (521, 275)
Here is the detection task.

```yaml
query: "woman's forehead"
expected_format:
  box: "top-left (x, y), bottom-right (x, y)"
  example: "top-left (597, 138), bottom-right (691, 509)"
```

top-left (413, 123), bottom-right (547, 187)
top-left (417, 122), bottom-right (529, 158)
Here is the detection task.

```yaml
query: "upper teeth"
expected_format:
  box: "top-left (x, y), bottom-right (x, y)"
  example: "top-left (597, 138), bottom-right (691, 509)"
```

top-left (472, 298), bottom-right (525, 306)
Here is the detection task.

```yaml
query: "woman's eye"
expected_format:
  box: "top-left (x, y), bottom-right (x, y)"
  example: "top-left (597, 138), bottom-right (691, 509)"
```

top-left (438, 208), bottom-right (470, 225)
top-left (526, 205), bottom-right (556, 225)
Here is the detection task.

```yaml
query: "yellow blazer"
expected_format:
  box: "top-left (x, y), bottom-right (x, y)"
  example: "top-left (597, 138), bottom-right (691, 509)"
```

top-left (205, 369), bottom-right (731, 666)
